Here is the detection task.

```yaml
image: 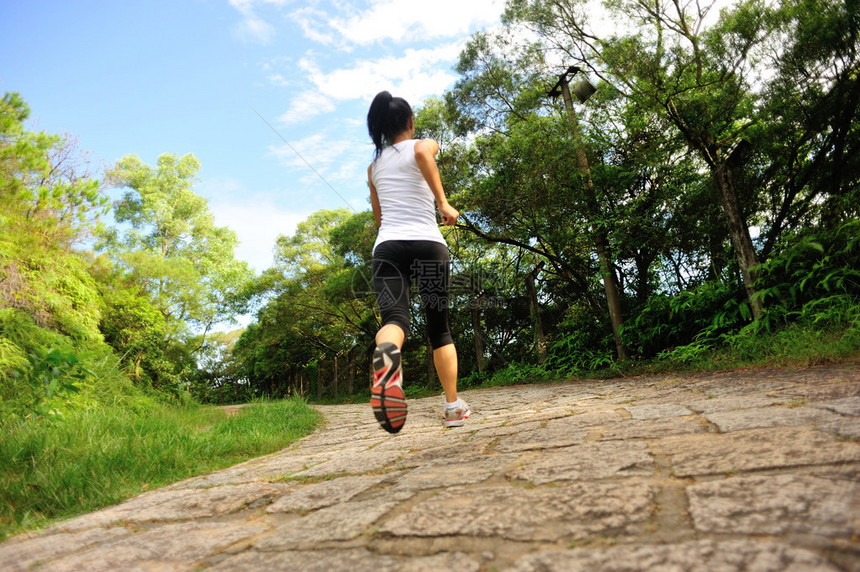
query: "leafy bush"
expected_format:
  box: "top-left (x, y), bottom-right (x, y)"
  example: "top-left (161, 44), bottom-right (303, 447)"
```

top-left (0, 308), bottom-right (157, 421)
top-left (9, 346), bottom-right (91, 418)
top-left (621, 279), bottom-right (750, 359)
top-left (621, 220), bottom-right (860, 364)
top-left (547, 328), bottom-right (617, 375)
top-left (544, 304), bottom-right (617, 374)
top-left (754, 220), bottom-right (860, 332)
top-left (486, 361), bottom-right (554, 386)
top-left (0, 309), bottom-right (78, 420)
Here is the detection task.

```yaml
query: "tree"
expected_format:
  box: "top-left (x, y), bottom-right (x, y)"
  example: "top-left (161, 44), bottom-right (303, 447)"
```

top-left (0, 93), bottom-right (146, 417)
top-left (103, 153), bottom-right (254, 343)
top-left (503, 0), bottom-right (774, 318)
top-left (449, 26), bottom-right (648, 359)
top-left (752, 0), bottom-right (860, 256)
top-left (190, 328), bottom-right (250, 403)
top-left (1, 92), bottom-right (108, 342)
top-left (98, 284), bottom-right (178, 389)
top-left (237, 209), bottom-right (379, 398)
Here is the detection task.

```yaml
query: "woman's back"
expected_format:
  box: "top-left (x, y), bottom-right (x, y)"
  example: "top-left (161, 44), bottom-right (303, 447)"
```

top-left (371, 139), bottom-right (445, 248)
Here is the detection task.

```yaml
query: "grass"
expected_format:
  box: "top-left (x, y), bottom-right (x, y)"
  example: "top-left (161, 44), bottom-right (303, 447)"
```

top-left (0, 396), bottom-right (322, 541)
top-left (647, 319), bottom-right (860, 373)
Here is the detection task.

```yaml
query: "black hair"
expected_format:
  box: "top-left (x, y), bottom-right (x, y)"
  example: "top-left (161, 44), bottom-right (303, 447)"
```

top-left (367, 91), bottom-right (413, 159)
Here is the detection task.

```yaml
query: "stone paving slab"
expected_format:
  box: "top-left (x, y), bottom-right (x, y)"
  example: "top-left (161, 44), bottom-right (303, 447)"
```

top-left (508, 441), bottom-right (655, 483)
top-left (511, 539), bottom-right (844, 572)
top-left (659, 426), bottom-right (860, 477)
top-left (687, 470), bottom-right (859, 537)
top-left (1, 364), bottom-right (858, 571)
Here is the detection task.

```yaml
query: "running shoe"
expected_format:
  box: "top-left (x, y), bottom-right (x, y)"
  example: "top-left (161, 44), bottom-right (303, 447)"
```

top-left (370, 342), bottom-right (407, 433)
top-left (443, 399), bottom-right (472, 428)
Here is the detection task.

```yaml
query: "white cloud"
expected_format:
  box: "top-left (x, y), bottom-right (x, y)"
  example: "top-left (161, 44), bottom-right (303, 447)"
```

top-left (268, 73), bottom-right (290, 86)
top-left (277, 43), bottom-right (462, 124)
top-left (234, 17), bottom-right (276, 43)
top-left (211, 198), bottom-right (309, 273)
top-left (267, 130), bottom-right (370, 190)
top-left (270, 132), bottom-right (343, 171)
top-left (277, 89), bottom-right (338, 124)
top-left (291, 0), bottom-right (506, 46)
top-left (313, 43), bottom-right (462, 100)
top-left (232, 0), bottom-right (506, 48)
top-left (229, 0), bottom-right (284, 43)
top-left (203, 177), bottom-right (309, 272)
top-left (290, 7), bottom-right (338, 45)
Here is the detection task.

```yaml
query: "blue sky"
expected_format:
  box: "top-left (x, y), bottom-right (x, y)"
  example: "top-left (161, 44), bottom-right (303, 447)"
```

top-left (1, 0), bottom-right (505, 273)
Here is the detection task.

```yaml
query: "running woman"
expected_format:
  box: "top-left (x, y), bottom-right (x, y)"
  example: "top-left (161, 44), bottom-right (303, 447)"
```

top-left (366, 90), bottom-right (471, 434)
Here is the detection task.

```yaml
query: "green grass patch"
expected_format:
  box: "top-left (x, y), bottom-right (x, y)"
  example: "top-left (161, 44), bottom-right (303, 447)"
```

top-left (652, 317), bottom-right (860, 372)
top-left (0, 396), bottom-right (322, 541)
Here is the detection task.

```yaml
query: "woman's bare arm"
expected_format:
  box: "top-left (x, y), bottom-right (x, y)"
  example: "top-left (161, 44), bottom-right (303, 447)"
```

top-left (368, 164), bottom-right (382, 228)
top-left (414, 138), bottom-right (458, 226)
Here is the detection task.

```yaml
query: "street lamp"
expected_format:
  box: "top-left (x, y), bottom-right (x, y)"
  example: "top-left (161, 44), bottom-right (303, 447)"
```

top-left (546, 65), bottom-right (628, 361)
top-left (547, 65), bottom-right (597, 104)
top-left (546, 65), bottom-right (596, 187)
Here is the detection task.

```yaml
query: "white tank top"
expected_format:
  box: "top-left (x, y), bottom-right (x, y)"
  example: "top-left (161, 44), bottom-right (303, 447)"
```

top-left (371, 139), bottom-right (446, 251)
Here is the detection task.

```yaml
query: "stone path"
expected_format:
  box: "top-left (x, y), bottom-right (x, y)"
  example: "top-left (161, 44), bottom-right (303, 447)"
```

top-left (2, 365), bottom-right (859, 571)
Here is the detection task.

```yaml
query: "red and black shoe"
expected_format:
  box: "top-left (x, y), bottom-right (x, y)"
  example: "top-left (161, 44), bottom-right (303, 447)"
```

top-left (370, 342), bottom-right (406, 434)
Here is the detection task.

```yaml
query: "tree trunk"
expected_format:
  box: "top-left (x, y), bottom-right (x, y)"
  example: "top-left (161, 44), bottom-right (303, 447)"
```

top-left (347, 347), bottom-right (355, 395)
top-left (713, 162), bottom-right (763, 319)
top-left (707, 226), bottom-right (726, 282)
top-left (593, 234), bottom-right (628, 360)
top-left (471, 300), bottom-right (486, 373)
top-left (525, 262), bottom-right (547, 363)
top-left (333, 353), bottom-right (339, 398)
top-left (634, 252), bottom-right (652, 304)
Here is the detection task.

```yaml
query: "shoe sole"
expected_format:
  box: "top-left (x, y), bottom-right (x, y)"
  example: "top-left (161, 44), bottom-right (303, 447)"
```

top-left (371, 343), bottom-right (406, 434)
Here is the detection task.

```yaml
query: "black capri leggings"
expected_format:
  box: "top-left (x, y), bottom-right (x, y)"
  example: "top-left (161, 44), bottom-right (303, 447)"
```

top-left (372, 240), bottom-right (453, 349)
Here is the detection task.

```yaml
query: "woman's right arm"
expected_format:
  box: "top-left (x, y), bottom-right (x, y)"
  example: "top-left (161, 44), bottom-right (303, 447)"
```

top-left (368, 164), bottom-right (382, 228)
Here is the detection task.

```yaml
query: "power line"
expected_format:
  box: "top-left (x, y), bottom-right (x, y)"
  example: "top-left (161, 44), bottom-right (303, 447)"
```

top-left (251, 107), bottom-right (356, 213)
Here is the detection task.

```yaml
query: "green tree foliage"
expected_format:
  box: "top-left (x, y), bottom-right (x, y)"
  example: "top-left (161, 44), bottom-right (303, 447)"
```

top-left (503, 0), bottom-right (769, 317)
top-left (0, 93), bottom-right (150, 420)
top-left (190, 328), bottom-right (252, 404)
top-left (234, 209), bottom-right (378, 400)
top-left (97, 286), bottom-right (178, 388)
top-left (0, 93), bottom-right (108, 343)
top-left (104, 153), bottom-right (254, 339)
top-left (237, 0), bottom-right (856, 389)
top-left (752, 0), bottom-right (860, 253)
top-left (99, 153), bottom-right (255, 395)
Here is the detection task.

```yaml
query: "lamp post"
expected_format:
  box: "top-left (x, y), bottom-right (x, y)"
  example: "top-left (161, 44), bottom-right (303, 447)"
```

top-left (548, 66), bottom-right (597, 187)
top-left (549, 66), bottom-right (628, 361)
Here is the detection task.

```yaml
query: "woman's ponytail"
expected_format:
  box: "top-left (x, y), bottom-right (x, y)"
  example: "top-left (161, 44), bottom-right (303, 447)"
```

top-left (367, 91), bottom-right (392, 159)
top-left (367, 91), bottom-right (413, 159)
